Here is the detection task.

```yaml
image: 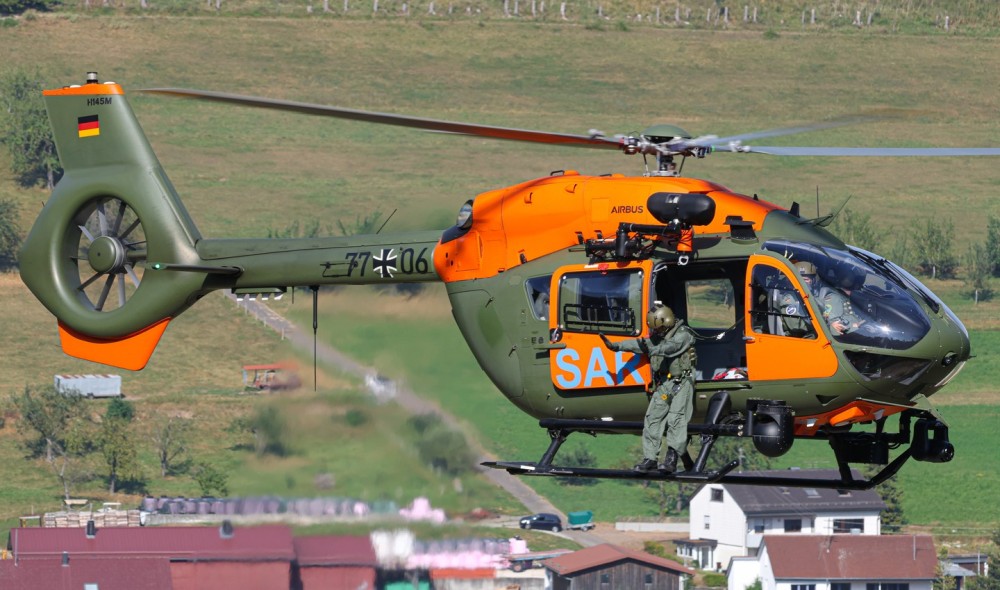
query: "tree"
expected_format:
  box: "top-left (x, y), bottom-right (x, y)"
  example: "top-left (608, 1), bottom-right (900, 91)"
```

top-left (0, 0), bottom-right (59, 15)
top-left (870, 470), bottom-right (906, 533)
top-left (192, 461), bottom-right (230, 497)
top-left (98, 399), bottom-right (140, 493)
top-left (0, 198), bottom-right (20, 271)
top-left (987, 215), bottom-right (1000, 278)
top-left (229, 405), bottom-right (291, 457)
top-left (967, 528), bottom-right (1000, 590)
top-left (913, 218), bottom-right (958, 280)
top-left (0, 69), bottom-right (61, 189)
top-left (150, 416), bottom-right (191, 477)
top-left (13, 385), bottom-right (93, 499)
top-left (963, 243), bottom-right (994, 303)
top-left (406, 413), bottom-right (477, 475)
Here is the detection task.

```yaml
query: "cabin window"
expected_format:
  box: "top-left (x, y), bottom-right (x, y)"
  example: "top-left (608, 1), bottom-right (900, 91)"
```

top-left (644, 573), bottom-right (654, 588)
top-left (686, 279), bottom-right (736, 330)
top-left (558, 269), bottom-right (643, 335)
top-left (749, 266), bottom-right (816, 339)
top-left (525, 275), bottom-right (552, 321)
top-left (710, 488), bottom-right (723, 502)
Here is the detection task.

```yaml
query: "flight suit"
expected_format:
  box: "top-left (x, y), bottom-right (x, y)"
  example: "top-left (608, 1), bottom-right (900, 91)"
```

top-left (778, 290), bottom-right (814, 338)
top-left (820, 287), bottom-right (863, 334)
top-left (606, 320), bottom-right (697, 463)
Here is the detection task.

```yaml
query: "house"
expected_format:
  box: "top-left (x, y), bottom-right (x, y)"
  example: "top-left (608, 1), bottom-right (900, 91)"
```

top-left (293, 535), bottom-right (377, 590)
top-left (0, 556), bottom-right (173, 590)
top-left (727, 534), bottom-right (937, 590)
top-left (676, 469), bottom-right (885, 570)
top-left (544, 543), bottom-right (694, 590)
top-left (8, 523), bottom-right (296, 590)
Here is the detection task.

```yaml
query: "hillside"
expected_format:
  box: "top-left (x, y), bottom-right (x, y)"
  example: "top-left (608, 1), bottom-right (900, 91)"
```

top-left (0, 15), bottom-right (998, 537)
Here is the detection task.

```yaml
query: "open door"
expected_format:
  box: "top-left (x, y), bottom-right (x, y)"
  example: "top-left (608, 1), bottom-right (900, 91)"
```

top-left (548, 260), bottom-right (653, 391)
top-left (744, 253), bottom-right (838, 381)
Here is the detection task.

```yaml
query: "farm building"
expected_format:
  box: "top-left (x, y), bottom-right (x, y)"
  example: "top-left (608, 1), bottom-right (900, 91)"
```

top-left (544, 543), bottom-right (694, 590)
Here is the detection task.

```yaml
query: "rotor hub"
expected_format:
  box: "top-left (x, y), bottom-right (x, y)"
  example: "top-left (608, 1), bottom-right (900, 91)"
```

top-left (88, 235), bottom-right (128, 274)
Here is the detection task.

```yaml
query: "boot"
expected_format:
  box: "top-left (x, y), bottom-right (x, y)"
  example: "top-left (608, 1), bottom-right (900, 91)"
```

top-left (659, 449), bottom-right (679, 474)
top-left (633, 458), bottom-right (658, 473)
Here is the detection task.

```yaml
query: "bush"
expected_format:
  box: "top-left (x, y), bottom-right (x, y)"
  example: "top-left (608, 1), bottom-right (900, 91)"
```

top-left (408, 413), bottom-right (476, 475)
top-left (0, 199), bottom-right (21, 271)
top-left (344, 408), bottom-right (368, 427)
top-left (193, 461), bottom-right (230, 497)
top-left (702, 572), bottom-right (727, 587)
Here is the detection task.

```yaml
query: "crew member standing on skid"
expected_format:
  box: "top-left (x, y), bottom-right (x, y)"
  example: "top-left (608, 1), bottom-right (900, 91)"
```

top-left (600, 302), bottom-right (696, 474)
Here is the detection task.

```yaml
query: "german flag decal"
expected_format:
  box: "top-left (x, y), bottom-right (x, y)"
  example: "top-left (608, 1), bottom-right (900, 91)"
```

top-left (77, 115), bottom-right (100, 138)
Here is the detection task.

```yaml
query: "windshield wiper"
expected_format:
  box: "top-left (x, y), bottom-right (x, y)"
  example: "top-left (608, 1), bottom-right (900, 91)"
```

top-left (851, 249), bottom-right (940, 314)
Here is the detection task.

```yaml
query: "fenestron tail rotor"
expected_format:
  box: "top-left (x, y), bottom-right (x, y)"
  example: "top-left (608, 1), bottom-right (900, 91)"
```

top-left (71, 196), bottom-right (146, 312)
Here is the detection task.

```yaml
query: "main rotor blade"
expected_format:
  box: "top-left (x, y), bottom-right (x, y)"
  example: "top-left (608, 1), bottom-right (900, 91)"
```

top-left (727, 146), bottom-right (1000, 156)
top-left (142, 88), bottom-right (625, 150)
top-left (690, 116), bottom-right (878, 148)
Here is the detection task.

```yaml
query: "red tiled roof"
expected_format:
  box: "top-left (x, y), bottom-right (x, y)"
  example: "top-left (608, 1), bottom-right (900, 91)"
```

top-left (293, 535), bottom-right (376, 567)
top-left (0, 556), bottom-right (173, 590)
top-left (10, 525), bottom-right (295, 561)
top-left (545, 543), bottom-right (695, 576)
top-left (764, 535), bottom-right (937, 579)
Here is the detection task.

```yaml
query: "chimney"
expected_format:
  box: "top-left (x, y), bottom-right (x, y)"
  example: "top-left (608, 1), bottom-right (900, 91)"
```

top-left (85, 520), bottom-right (96, 539)
top-left (220, 520), bottom-right (234, 539)
top-left (61, 551), bottom-right (69, 567)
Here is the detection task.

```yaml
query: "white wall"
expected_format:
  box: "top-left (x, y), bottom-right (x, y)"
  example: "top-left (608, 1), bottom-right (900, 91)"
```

top-left (773, 582), bottom-right (931, 590)
top-left (690, 485), bottom-right (749, 569)
top-left (727, 557), bottom-right (760, 590)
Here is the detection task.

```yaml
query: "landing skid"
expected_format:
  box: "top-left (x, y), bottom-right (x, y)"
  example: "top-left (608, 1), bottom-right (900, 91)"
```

top-left (483, 450), bottom-right (912, 490)
top-left (482, 459), bottom-right (740, 484)
top-left (483, 392), bottom-right (950, 491)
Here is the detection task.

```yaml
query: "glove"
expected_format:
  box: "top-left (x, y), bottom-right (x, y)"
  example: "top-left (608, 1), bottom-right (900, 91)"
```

top-left (599, 332), bottom-right (613, 349)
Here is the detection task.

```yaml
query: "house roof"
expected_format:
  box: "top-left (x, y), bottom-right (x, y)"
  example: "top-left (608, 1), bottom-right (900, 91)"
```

top-left (9, 524), bottom-right (296, 561)
top-left (764, 535), bottom-right (937, 580)
top-left (717, 469), bottom-right (885, 514)
top-left (544, 543), bottom-right (695, 577)
top-left (0, 556), bottom-right (173, 590)
top-left (293, 535), bottom-right (377, 567)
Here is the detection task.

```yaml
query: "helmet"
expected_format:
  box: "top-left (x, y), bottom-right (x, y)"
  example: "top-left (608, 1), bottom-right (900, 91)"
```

top-left (647, 304), bottom-right (676, 334)
top-left (794, 261), bottom-right (817, 277)
top-left (836, 265), bottom-right (864, 290)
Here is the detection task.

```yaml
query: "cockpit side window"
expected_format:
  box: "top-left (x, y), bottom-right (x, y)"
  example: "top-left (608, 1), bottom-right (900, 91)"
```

top-left (763, 239), bottom-right (931, 350)
top-left (525, 275), bottom-right (552, 321)
top-left (557, 270), bottom-right (643, 335)
top-left (749, 266), bottom-right (817, 339)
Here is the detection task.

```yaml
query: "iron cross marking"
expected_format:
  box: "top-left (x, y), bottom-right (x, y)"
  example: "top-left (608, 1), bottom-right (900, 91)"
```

top-left (372, 248), bottom-right (398, 279)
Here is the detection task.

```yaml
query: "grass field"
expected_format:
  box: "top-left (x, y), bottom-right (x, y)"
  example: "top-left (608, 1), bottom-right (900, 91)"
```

top-left (284, 287), bottom-right (1000, 530)
top-left (1, 15), bottom-right (999, 536)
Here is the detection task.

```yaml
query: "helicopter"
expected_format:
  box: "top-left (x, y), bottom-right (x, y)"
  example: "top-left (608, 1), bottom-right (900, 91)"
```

top-left (20, 73), bottom-right (1000, 490)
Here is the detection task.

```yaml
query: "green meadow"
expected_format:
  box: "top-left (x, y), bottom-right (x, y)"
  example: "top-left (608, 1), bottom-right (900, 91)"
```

top-left (0, 14), bottom-right (999, 536)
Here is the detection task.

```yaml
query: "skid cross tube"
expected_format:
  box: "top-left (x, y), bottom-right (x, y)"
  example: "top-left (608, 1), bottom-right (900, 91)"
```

top-left (484, 407), bottom-right (944, 490)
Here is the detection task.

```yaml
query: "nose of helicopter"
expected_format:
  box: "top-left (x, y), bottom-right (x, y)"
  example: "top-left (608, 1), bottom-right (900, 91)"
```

top-left (926, 305), bottom-right (971, 393)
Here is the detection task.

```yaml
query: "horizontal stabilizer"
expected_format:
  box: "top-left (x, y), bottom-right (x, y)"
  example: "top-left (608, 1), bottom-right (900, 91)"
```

top-left (58, 318), bottom-right (170, 371)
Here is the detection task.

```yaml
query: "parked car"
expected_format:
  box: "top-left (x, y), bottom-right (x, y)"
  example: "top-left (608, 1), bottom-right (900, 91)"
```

top-left (519, 513), bottom-right (563, 532)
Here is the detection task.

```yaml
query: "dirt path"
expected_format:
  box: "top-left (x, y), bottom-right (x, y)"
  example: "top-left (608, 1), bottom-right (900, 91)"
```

top-left (229, 293), bottom-right (608, 547)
